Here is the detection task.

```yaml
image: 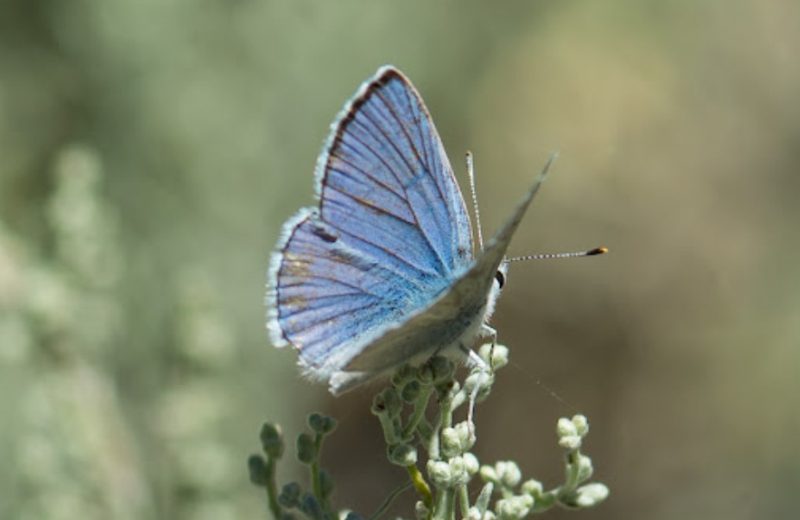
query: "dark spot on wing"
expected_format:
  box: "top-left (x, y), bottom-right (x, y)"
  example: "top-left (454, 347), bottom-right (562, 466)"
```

top-left (311, 224), bottom-right (339, 243)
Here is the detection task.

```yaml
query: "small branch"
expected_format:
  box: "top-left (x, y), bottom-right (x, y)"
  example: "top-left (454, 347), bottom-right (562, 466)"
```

top-left (406, 464), bottom-right (434, 509)
top-left (402, 384), bottom-right (434, 440)
top-left (264, 459), bottom-right (282, 519)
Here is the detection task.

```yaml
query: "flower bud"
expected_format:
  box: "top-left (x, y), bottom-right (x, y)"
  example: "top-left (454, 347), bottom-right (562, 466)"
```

top-left (454, 421), bottom-right (476, 451)
top-left (576, 454), bottom-right (593, 482)
top-left (441, 427), bottom-right (461, 458)
top-left (556, 417), bottom-right (577, 438)
top-left (308, 413), bottom-right (337, 435)
top-left (414, 501), bottom-right (430, 520)
top-left (573, 483), bottom-right (609, 507)
top-left (428, 356), bottom-right (455, 383)
top-left (391, 365), bottom-right (416, 387)
top-left (479, 465), bottom-right (497, 483)
top-left (427, 460), bottom-right (452, 487)
top-left (496, 494), bottom-right (534, 518)
top-left (401, 380), bottom-right (421, 402)
top-left (496, 461), bottom-right (522, 488)
top-left (449, 456), bottom-right (469, 485)
top-left (479, 343), bottom-right (509, 370)
top-left (259, 422), bottom-right (284, 458)
top-left (464, 371), bottom-right (491, 396)
top-left (558, 435), bottom-right (582, 450)
top-left (371, 388), bottom-right (402, 418)
top-left (387, 443), bottom-right (417, 466)
top-left (521, 479), bottom-right (543, 497)
top-left (296, 433), bottom-right (315, 464)
top-left (572, 415), bottom-right (589, 437)
top-left (300, 493), bottom-right (324, 520)
top-left (247, 454), bottom-right (269, 486)
top-left (277, 482), bottom-right (301, 508)
top-left (463, 452), bottom-right (480, 475)
top-left (417, 363), bottom-right (435, 384)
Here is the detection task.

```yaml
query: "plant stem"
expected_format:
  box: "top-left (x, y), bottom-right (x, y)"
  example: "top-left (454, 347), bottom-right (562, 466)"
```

top-left (264, 459), bottom-right (283, 519)
top-left (406, 464), bottom-right (434, 509)
top-left (311, 433), bottom-right (333, 516)
top-left (432, 488), bottom-right (455, 520)
top-left (403, 384), bottom-right (434, 439)
top-left (457, 484), bottom-right (470, 517)
top-left (562, 450), bottom-right (581, 493)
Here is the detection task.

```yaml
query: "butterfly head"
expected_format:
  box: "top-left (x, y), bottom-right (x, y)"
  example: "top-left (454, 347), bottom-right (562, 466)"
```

top-left (494, 262), bottom-right (509, 291)
top-left (483, 261), bottom-right (510, 323)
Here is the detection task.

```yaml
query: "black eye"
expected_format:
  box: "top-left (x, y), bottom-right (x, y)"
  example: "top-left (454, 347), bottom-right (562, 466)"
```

top-left (494, 270), bottom-right (505, 289)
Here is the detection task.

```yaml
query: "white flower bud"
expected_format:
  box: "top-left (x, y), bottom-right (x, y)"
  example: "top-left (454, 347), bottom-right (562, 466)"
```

top-left (449, 456), bottom-right (468, 485)
top-left (464, 371), bottom-right (491, 395)
top-left (414, 500), bottom-right (430, 520)
top-left (558, 434), bottom-right (582, 450)
top-left (441, 427), bottom-right (461, 457)
top-left (480, 464), bottom-right (498, 483)
top-left (454, 421), bottom-right (476, 451)
top-left (463, 452), bottom-right (480, 475)
top-left (557, 417), bottom-right (577, 438)
top-left (490, 344), bottom-right (509, 369)
top-left (495, 461), bottom-right (522, 488)
top-left (574, 483), bottom-right (609, 507)
top-left (521, 478), bottom-right (543, 497)
top-left (427, 460), bottom-right (452, 487)
top-left (572, 414), bottom-right (589, 436)
top-left (496, 495), bottom-right (534, 519)
top-left (478, 343), bottom-right (509, 369)
top-left (576, 454), bottom-right (593, 481)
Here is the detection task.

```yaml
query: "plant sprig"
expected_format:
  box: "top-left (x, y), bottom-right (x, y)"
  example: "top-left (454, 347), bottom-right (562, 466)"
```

top-left (249, 344), bottom-right (609, 519)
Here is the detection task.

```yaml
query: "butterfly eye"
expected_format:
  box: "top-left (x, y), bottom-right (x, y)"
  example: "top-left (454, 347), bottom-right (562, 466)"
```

top-left (494, 270), bottom-right (505, 289)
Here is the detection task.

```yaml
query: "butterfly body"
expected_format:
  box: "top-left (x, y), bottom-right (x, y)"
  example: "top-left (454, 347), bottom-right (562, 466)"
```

top-left (268, 66), bottom-right (540, 394)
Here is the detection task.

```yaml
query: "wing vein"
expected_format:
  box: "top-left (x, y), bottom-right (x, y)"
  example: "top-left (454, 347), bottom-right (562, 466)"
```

top-left (325, 183), bottom-right (414, 225)
top-left (350, 113), bottom-right (449, 273)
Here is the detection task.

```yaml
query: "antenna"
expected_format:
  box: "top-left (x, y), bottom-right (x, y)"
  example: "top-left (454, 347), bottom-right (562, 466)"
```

top-left (465, 151), bottom-right (484, 252)
top-left (505, 246), bottom-right (608, 263)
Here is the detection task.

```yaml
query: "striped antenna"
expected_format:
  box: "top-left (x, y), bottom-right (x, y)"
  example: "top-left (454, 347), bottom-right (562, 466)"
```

top-left (465, 151), bottom-right (484, 252)
top-left (505, 246), bottom-right (608, 263)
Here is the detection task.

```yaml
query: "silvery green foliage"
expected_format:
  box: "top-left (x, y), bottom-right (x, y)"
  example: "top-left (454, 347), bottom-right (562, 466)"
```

top-left (2, 145), bottom-right (245, 519)
top-left (1, 145), bottom-right (152, 520)
top-left (249, 345), bottom-right (608, 519)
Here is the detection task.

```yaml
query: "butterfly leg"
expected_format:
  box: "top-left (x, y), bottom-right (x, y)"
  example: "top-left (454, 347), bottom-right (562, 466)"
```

top-left (481, 325), bottom-right (498, 371)
top-left (462, 351), bottom-right (490, 430)
top-left (461, 324), bottom-right (499, 429)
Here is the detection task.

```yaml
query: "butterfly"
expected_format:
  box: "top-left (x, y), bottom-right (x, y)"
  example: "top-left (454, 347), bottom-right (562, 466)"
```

top-left (267, 66), bottom-right (550, 395)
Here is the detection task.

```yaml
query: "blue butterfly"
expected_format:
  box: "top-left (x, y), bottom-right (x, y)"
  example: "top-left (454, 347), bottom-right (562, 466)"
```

top-left (267, 66), bottom-right (546, 394)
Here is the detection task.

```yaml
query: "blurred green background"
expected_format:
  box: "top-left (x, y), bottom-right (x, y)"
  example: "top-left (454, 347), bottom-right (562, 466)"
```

top-left (2, 1), bottom-right (799, 519)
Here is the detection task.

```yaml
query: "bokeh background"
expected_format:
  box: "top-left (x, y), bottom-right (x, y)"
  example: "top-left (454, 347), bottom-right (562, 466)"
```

top-left (2, 1), bottom-right (799, 519)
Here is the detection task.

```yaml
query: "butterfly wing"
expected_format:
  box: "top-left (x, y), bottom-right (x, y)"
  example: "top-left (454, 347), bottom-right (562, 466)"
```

top-left (330, 174), bottom-right (544, 394)
top-left (268, 66), bottom-right (473, 378)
